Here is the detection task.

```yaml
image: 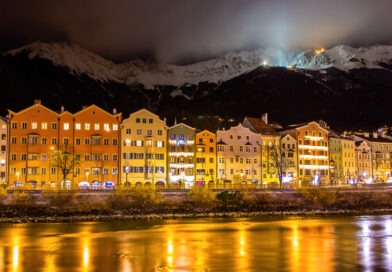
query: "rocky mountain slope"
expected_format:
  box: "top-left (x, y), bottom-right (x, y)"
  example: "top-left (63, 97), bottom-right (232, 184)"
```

top-left (1, 42), bottom-right (392, 131)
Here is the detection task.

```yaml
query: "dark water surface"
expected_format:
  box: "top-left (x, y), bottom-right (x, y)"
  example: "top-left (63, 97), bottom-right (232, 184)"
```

top-left (0, 215), bottom-right (391, 271)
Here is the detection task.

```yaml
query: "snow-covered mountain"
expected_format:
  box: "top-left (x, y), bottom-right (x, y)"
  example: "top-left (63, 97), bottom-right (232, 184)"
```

top-left (4, 41), bottom-right (392, 89)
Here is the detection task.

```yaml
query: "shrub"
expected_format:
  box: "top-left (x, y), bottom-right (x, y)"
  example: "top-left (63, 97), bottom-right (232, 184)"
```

top-left (41, 188), bottom-right (77, 209)
top-left (187, 186), bottom-right (216, 208)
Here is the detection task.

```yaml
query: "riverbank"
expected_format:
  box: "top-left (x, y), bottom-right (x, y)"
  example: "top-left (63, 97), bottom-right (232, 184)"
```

top-left (1, 186), bottom-right (392, 223)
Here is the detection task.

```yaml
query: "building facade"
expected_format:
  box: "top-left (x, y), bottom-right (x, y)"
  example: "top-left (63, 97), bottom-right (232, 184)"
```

top-left (7, 101), bottom-right (122, 189)
top-left (0, 117), bottom-right (7, 186)
top-left (195, 130), bottom-right (216, 186)
top-left (216, 123), bottom-right (261, 186)
top-left (121, 109), bottom-right (167, 186)
top-left (167, 123), bottom-right (196, 188)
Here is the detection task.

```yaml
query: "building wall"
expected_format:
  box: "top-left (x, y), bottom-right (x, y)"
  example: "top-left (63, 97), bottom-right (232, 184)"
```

top-left (280, 134), bottom-right (298, 184)
top-left (355, 141), bottom-right (372, 182)
top-left (217, 124), bottom-right (261, 185)
top-left (121, 109), bottom-right (168, 186)
top-left (72, 105), bottom-right (122, 187)
top-left (167, 123), bottom-right (195, 187)
top-left (7, 101), bottom-right (122, 189)
top-left (0, 118), bottom-right (7, 185)
top-left (260, 135), bottom-right (281, 185)
top-left (195, 130), bottom-right (216, 185)
top-left (296, 122), bottom-right (330, 185)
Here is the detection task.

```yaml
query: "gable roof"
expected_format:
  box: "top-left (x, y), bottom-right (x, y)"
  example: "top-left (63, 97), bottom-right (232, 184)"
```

top-left (243, 117), bottom-right (279, 136)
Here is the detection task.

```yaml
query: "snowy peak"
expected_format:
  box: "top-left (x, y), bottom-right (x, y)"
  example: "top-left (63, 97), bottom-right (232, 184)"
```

top-left (6, 41), bottom-right (119, 82)
top-left (4, 42), bottom-right (392, 88)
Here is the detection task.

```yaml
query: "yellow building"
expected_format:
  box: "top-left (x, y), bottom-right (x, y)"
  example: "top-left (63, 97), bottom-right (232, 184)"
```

top-left (195, 130), bottom-right (216, 186)
top-left (121, 108), bottom-right (168, 187)
top-left (7, 100), bottom-right (122, 189)
top-left (329, 133), bottom-right (356, 185)
top-left (279, 132), bottom-right (298, 185)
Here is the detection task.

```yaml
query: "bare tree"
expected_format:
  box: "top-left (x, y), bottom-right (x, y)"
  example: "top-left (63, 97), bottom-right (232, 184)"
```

top-left (51, 145), bottom-right (80, 188)
top-left (267, 144), bottom-right (291, 188)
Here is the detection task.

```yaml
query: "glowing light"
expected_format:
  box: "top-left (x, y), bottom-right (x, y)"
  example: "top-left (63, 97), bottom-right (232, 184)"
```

top-left (299, 155), bottom-right (328, 159)
top-left (315, 48), bottom-right (325, 54)
top-left (299, 165), bottom-right (329, 170)
top-left (298, 145), bottom-right (328, 151)
top-left (305, 135), bottom-right (324, 141)
top-left (262, 60), bottom-right (268, 66)
top-left (12, 246), bottom-right (19, 270)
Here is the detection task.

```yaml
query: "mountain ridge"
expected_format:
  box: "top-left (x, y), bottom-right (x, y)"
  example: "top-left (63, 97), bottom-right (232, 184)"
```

top-left (1, 41), bottom-right (392, 131)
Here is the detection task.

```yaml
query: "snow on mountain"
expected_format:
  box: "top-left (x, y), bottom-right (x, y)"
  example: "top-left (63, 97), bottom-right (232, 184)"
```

top-left (4, 41), bottom-right (392, 89)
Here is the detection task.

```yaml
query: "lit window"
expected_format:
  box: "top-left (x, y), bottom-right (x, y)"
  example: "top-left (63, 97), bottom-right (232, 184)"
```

top-left (41, 122), bottom-right (48, 130)
top-left (104, 123), bottom-right (110, 131)
top-left (63, 123), bottom-right (69, 130)
top-left (75, 123), bottom-right (81, 130)
top-left (85, 123), bottom-right (90, 130)
top-left (94, 123), bottom-right (100, 130)
top-left (113, 124), bottom-right (118, 131)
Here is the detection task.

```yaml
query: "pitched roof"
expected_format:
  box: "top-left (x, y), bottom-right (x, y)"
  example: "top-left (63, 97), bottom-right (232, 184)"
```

top-left (243, 117), bottom-right (279, 135)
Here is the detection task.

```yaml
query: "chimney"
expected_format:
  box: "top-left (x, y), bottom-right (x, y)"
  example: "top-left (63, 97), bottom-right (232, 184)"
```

top-left (34, 99), bottom-right (41, 105)
top-left (61, 106), bottom-right (65, 113)
top-left (372, 131), bottom-right (378, 138)
top-left (261, 113), bottom-right (268, 124)
top-left (364, 132), bottom-right (369, 138)
top-left (113, 108), bottom-right (117, 115)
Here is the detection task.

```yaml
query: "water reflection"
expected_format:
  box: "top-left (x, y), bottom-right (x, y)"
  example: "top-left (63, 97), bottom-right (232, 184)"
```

top-left (0, 216), bottom-right (391, 271)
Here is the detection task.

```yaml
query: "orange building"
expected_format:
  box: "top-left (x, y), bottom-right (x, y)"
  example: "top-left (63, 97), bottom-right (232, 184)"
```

top-left (7, 100), bottom-right (121, 189)
top-left (195, 130), bottom-right (216, 186)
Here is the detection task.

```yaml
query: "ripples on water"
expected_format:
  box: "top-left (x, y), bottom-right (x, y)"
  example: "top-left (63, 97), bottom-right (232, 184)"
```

top-left (0, 215), bottom-right (391, 271)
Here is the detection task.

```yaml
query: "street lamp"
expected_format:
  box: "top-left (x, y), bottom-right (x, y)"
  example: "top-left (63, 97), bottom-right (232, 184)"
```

top-left (125, 166), bottom-right (130, 185)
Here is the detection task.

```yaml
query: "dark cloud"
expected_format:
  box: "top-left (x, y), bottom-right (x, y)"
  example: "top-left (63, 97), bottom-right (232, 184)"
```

top-left (1, 0), bottom-right (391, 64)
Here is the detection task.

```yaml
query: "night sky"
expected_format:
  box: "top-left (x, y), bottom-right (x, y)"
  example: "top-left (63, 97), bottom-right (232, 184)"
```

top-left (1, 0), bottom-right (392, 64)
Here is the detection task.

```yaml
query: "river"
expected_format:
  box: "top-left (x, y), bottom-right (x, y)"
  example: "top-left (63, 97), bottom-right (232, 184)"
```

top-left (0, 215), bottom-right (391, 271)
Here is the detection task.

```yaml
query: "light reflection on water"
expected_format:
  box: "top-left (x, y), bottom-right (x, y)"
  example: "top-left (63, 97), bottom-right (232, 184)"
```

top-left (0, 215), bottom-right (391, 271)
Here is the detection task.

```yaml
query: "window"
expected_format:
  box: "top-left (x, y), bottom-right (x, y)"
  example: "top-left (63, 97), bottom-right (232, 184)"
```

top-left (63, 123), bottom-right (69, 130)
top-left (22, 122), bottom-right (27, 129)
top-left (22, 137), bottom-right (27, 144)
top-left (92, 138), bottom-right (101, 145)
top-left (157, 141), bottom-right (163, 148)
top-left (85, 138), bottom-right (90, 145)
top-left (11, 154), bottom-right (16, 160)
top-left (104, 138), bottom-right (109, 145)
top-left (112, 154), bottom-right (118, 161)
top-left (126, 128), bottom-right (131, 134)
top-left (104, 123), bottom-right (110, 131)
top-left (112, 124), bottom-right (118, 131)
top-left (112, 168), bottom-right (118, 175)
top-left (147, 129), bottom-right (152, 136)
top-left (149, 118), bottom-right (153, 124)
top-left (142, 118), bottom-right (146, 123)
top-left (158, 130), bottom-right (162, 135)
top-left (104, 154), bottom-right (109, 161)
top-left (63, 138), bottom-right (69, 145)
top-left (94, 123), bottom-right (100, 130)
top-left (137, 129), bottom-right (142, 135)
top-left (31, 122), bottom-right (38, 129)
top-left (92, 154), bottom-right (101, 161)
top-left (75, 138), bottom-right (81, 145)
top-left (136, 118), bottom-right (140, 123)
top-left (11, 137), bottom-right (16, 144)
top-left (42, 138), bottom-right (47, 144)
top-left (51, 138), bottom-right (57, 145)
top-left (113, 139), bottom-right (118, 146)
top-left (11, 122), bottom-right (17, 129)
top-left (84, 154), bottom-right (90, 161)
top-left (51, 123), bottom-right (57, 130)
top-left (75, 123), bottom-right (81, 130)
top-left (85, 123), bottom-right (90, 130)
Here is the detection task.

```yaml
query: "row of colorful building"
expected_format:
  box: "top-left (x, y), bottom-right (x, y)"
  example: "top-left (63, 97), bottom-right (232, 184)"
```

top-left (0, 99), bottom-right (391, 189)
